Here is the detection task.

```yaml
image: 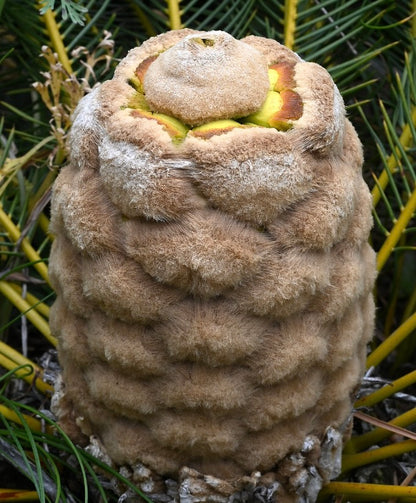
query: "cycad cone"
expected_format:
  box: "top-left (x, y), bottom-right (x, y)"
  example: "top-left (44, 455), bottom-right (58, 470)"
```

top-left (49, 29), bottom-right (376, 502)
top-left (245, 91), bottom-right (283, 126)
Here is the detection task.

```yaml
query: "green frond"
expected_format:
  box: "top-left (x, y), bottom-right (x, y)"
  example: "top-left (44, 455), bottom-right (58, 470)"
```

top-left (127, 0), bottom-right (170, 36)
top-left (64, 0), bottom-right (114, 53)
top-left (0, 388), bottom-right (155, 502)
top-left (39, 0), bottom-right (89, 26)
top-left (181, 0), bottom-right (257, 38)
top-left (294, 0), bottom-right (386, 59)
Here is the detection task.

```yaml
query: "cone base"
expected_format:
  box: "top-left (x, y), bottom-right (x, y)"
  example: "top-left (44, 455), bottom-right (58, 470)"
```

top-left (89, 426), bottom-right (346, 503)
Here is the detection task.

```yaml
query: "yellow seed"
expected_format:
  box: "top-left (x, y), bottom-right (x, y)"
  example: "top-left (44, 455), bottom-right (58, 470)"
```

top-left (244, 91), bottom-right (283, 128)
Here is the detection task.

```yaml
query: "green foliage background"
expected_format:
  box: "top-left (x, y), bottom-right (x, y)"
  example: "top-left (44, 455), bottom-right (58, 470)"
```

top-left (0, 0), bottom-right (415, 501)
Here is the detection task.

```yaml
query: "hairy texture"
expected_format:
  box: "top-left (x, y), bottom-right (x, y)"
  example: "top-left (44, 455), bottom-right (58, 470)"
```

top-left (143, 31), bottom-right (269, 126)
top-left (50, 30), bottom-right (376, 501)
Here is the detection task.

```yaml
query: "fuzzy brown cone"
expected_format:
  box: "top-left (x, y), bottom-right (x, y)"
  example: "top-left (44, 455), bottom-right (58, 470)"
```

top-left (49, 29), bottom-right (376, 502)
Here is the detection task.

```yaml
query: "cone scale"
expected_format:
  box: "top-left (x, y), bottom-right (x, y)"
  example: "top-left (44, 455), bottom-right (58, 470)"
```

top-left (49, 30), bottom-right (376, 502)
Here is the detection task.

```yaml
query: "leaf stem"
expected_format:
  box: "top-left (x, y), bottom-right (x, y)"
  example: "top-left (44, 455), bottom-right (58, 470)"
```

top-left (37, 213), bottom-right (51, 237)
top-left (0, 206), bottom-right (50, 286)
top-left (0, 345), bottom-right (53, 395)
top-left (0, 404), bottom-right (51, 435)
top-left (0, 489), bottom-right (39, 501)
top-left (0, 281), bottom-right (56, 347)
top-left (9, 284), bottom-right (50, 319)
top-left (40, 5), bottom-right (73, 74)
top-left (167, 0), bottom-right (182, 30)
top-left (376, 188), bottom-right (416, 271)
top-left (345, 408), bottom-right (416, 453)
top-left (319, 481), bottom-right (416, 501)
top-left (284, 0), bottom-right (297, 50)
top-left (366, 311), bottom-right (416, 368)
top-left (372, 106), bottom-right (416, 207)
top-left (412, 0), bottom-right (416, 38)
top-left (341, 440), bottom-right (416, 473)
top-left (355, 368), bottom-right (416, 408)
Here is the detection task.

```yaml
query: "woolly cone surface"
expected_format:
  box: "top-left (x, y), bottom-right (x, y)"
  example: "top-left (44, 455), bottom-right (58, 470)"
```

top-left (50, 29), bottom-right (376, 501)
